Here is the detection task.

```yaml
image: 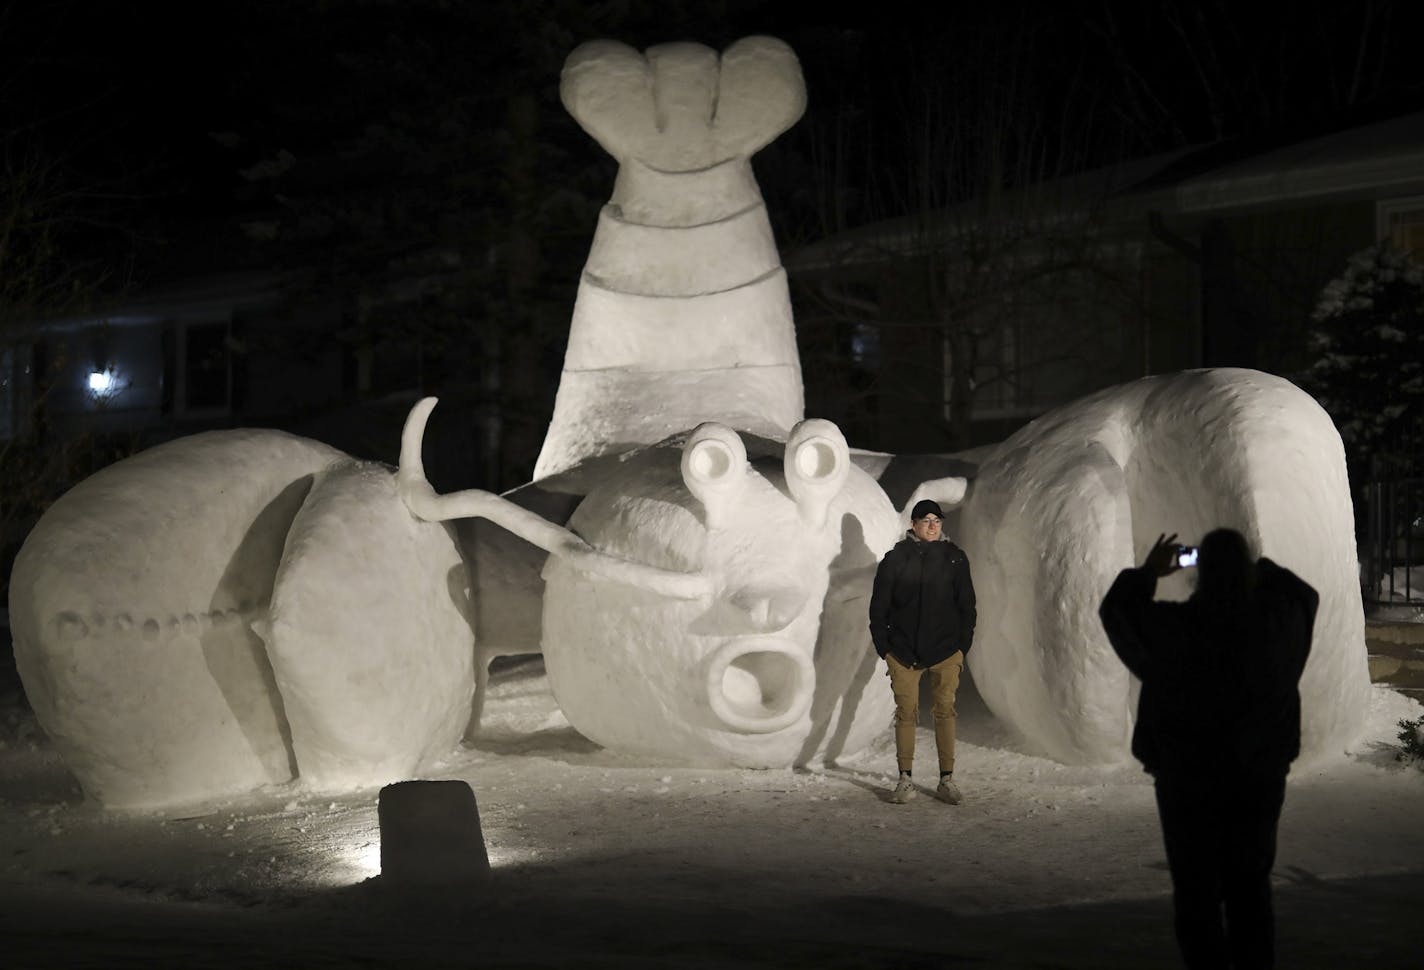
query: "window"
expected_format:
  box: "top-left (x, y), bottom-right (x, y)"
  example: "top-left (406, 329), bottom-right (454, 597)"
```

top-left (1378, 196), bottom-right (1424, 263)
top-left (945, 303), bottom-right (1028, 419)
top-left (176, 320), bottom-right (232, 415)
top-left (0, 345), bottom-right (14, 440)
top-left (0, 344), bottom-right (31, 440)
top-left (943, 241), bottom-right (1143, 422)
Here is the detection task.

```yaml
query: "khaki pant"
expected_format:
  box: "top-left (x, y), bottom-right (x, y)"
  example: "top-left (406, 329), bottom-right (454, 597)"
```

top-left (886, 651), bottom-right (963, 774)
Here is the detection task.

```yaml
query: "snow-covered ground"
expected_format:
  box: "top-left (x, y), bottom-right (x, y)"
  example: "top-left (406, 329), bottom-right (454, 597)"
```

top-left (1, 645), bottom-right (1421, 969)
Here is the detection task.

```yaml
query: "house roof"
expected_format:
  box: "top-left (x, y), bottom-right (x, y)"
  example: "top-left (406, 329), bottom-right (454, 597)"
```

top-left (25, 271), bottom-right (290, 334)
top-left (787, 109), bottom-right (1424, 270)
top-left (784, 148), bottom-right (1195, 272)
top-left (1172, 109), bottom-right (1424, 213)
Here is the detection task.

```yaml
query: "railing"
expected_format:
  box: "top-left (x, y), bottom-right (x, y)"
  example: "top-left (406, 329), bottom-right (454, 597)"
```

top-left (1361, 476), bottom-right (1424, 607)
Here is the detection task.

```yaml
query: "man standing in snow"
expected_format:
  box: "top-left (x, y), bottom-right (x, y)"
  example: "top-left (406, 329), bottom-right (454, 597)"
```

top-left (868, 499), bottom-right (976, 805)
top-left (1098, 529), bottom-right (1317, 970)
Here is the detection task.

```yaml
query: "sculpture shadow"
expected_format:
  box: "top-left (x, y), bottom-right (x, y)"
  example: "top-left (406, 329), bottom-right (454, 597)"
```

top-left (884, 659), bottom-right (1044, 760)
top-left (943, 664), bottom-right (1037, 755)
top-left (463, 726), bottom-right (604, 761)
top-left (795, 512), bottom-right (882, 767)
top-left (203, 475), bottom-right (315, 785)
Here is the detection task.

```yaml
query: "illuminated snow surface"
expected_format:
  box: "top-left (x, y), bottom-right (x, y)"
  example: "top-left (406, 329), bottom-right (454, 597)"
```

top-left (0, 651), bottom-right (1420, 969)
top-left (960, 368), bottom-right (1372, 766)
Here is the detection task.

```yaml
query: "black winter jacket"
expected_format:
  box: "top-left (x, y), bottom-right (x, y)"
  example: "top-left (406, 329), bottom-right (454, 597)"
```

top-left (868, 534), bottom-right (977, 668)
top-left (1098, 558), bottom-right (1317, 778)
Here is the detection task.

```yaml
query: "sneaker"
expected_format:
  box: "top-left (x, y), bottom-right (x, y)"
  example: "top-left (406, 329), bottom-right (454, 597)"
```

top-left (935, 777), bottom-right (963, 805)
top-left (889, 775), bottom-right (916, 804)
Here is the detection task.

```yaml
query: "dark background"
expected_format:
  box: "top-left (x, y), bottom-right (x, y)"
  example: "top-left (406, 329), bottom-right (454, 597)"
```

top-left (9, 1), bottom-right (1420, 273)
top-left (1, 0), bottom-right (1421, 495)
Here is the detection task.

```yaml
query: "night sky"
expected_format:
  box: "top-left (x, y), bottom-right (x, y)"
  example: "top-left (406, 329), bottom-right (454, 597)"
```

top-left (5, 0), bottom-right (1421, 292)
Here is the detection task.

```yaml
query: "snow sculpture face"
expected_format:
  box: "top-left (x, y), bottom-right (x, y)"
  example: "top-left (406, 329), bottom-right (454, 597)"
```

top-left (520, 36), bottom-right (900, 766)
top-left (541, 421), bottom-right (899, 767)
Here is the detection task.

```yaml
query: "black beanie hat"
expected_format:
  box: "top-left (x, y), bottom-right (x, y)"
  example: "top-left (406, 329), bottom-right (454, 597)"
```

top-left (911, 499), bottom-right (943, 520)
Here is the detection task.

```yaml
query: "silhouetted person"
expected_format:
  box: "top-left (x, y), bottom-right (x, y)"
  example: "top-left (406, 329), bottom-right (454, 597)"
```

top-left (1099, 529), bottom-right (1317, 970)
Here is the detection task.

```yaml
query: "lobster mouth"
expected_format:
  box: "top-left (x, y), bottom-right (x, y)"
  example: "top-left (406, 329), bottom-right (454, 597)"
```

top-left (705, 638), bottom-right (814, 734)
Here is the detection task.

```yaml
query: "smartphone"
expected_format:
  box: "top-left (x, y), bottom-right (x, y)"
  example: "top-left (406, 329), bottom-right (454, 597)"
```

top-left (1176, 546), bottom-right (1199, 568)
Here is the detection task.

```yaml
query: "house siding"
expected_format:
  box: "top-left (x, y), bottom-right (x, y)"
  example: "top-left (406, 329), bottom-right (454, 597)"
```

top-left (1196, 201), bottom-right (1377, 376)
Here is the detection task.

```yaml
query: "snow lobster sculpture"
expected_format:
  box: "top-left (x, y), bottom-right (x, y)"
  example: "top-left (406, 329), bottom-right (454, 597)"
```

top-left (8, 37), bottom-right (1370, 810)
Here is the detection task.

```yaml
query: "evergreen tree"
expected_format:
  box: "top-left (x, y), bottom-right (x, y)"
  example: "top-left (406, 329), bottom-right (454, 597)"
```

top-left (1306, 243), bottom-right (1424, 478)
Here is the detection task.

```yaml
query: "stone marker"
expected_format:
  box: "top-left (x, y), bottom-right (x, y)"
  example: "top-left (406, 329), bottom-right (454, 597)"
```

top-left (377, 779), bottom-right (490, 886)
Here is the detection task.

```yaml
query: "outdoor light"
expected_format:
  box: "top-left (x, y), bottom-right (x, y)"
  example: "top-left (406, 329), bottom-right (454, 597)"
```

top-left (356, 841), bottom-right (382, 876)
top-left (88, 370), bottom-right (114, 393)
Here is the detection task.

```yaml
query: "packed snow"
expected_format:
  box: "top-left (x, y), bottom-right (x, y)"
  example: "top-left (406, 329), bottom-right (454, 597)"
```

top-left (0, 647), bottom-right (1420, 968)
top-left (260, 458), bottom-right (473, 791)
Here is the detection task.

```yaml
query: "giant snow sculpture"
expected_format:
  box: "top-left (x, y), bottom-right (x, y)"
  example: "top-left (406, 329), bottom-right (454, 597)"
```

top-left (958, 368), bottom-right (1371, 765)
top-left (7, 35), bottom-right (1373, 810)
top-left (7, 36), bottom-right (901, 806)
top-left (400, 37), bottom-right (904, 766)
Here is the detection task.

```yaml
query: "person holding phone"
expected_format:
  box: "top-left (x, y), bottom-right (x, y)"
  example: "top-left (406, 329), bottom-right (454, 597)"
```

top-left (1099, 529), bottom-right (1318, 970)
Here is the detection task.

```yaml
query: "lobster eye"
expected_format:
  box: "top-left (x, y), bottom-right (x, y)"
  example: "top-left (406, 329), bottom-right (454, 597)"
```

top-left (686, 437), bottom-right (737, 484)
top-left (793, 436), bottom-right (839, 480)
top-left (682, 423), bottom-right (747, 521)
top-left (784, 419), bottom-right (849, 527)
